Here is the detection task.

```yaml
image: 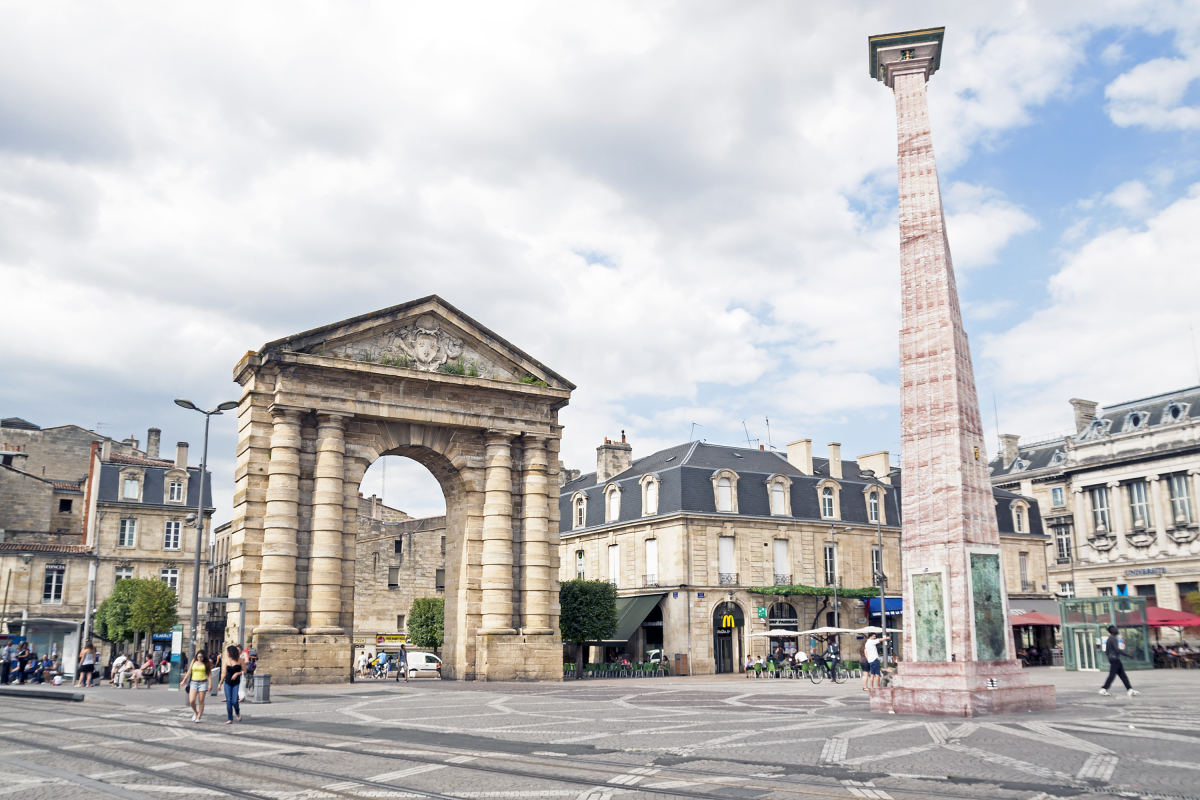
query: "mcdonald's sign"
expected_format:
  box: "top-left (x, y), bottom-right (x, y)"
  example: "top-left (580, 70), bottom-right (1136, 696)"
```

top-left (721, 614), bottom-right (737, 629)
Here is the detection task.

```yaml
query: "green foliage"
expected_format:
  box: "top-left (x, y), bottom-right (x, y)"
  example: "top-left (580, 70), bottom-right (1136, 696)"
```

top-left (438, 357), bottom-right (467, 375)
top-left (1186, 591), bottom-right (1200, 616)
top-left (466, 362), bottom-right (479, 378)
top-left (95, 579), bottom-right (145, 643)
top-left (518, 375), bottom-right (548, 387)
top-left (559, 580), bottom-right (618, 679)
top-left (749, 584), bottom-right (880, 599)
top-left (130, 579), bottom-right (179, 636)
top-left (408, 597), bottom-right (445, 651)
top-left (383, 353), bottom-right (411, 368)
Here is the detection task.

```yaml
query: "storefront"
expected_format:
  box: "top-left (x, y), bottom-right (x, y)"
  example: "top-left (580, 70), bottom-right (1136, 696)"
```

top-left (865, 597), bottom-right (902, 659)
top-left (712, 601), bottom-right (744, 674)
top-left (14, 618), bottom-right (81, 677)
top-left (767, 603), bottom-right (799, 656)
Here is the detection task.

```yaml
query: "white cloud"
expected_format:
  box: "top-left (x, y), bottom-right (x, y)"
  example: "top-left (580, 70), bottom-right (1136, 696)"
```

top-left (1104, 179), bottom-right (1154, 213)
top-left (944, 183), bottom-right (1037, 271)
top-left (1106, 56), bottom-right (1200, 129)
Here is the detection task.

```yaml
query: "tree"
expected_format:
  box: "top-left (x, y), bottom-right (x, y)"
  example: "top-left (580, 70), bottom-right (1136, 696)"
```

top-left (408, 598), bottom-right (444, 653)
top-left (130, 579), bottom-right (178, 650)
top-left (95, 579), bottom-right (142, 644)
top-left (559, 579), bottom-right (618, 679)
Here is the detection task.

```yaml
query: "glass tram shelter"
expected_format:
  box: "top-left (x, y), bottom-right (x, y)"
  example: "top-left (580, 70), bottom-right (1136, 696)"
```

top-left (1060, 596), bottom-right (1152, 672)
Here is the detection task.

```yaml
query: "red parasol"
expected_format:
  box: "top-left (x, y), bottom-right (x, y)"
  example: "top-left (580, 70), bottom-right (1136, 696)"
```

top-left (1009, 611), bottom-right (1061, 626)
top-left (1146, 606), bottom-right (1200, 628)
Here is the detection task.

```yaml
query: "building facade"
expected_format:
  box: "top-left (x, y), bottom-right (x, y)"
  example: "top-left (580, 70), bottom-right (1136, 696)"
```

top-left (990, 386), bottom-right (1200, 623)
top-left (558, 436), bottom-right (1048, 674)
top-left (0, 418), bottom-right (213, 672)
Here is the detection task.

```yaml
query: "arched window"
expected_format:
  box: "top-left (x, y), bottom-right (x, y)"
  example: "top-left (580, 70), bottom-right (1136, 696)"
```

top-left (1014, 506), bottom-right (1024, 533)
top-left (717, 477), bottom-right (733, 512)
top-left (572, 494), bottom-right (586, 530)
top-left (770, 483), bottom-right (786, 516)
top-left (607, 486), bottom-right (621, 522)
top-left (644, 478), bottom-right (659, 516)
top-left (868, 491), bottom-right (879, 523)
top-left (821, 487), bottom-right (835, 518)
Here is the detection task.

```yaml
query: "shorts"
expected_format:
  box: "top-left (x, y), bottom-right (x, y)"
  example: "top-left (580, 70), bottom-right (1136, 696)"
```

top-left (868, 660), bottom-right (881, 675)
top-left (79, 664), bottom-right (94, 676)
top-left (859, 661), bottom-right (869, 672)
top-left (189, 680), bottom-right (209, 692)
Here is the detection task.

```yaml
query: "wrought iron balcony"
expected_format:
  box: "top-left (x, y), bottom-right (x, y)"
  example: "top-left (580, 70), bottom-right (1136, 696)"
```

top-left (642, 574), bottom-right (660, 588)
top-left (718, 572), bottom-right (738, 586)
top-left (1021, 580), bottom-right (1035, 592)
top-left (1056, 557), bottom-right (1072, 565)
top-left (773, 573), bottom-right (791, 586)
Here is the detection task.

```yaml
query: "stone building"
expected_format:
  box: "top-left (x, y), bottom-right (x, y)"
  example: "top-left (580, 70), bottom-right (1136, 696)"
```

top-left (0, 418), bottom-right (213, 672)
top-left (558, 436), bottom-right (1049, 674)
top-left (990, 386), bottom-right (1200, 622)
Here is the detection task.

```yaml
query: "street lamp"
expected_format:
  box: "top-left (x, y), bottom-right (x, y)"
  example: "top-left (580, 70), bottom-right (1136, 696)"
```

top-left (175, 398), bottom-right (238, 663)
top-left (860, 467), bottom-right (900, 669)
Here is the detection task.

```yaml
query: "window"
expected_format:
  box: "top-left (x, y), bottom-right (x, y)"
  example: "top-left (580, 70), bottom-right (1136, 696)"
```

top-left (1090, 487), bottom-right (1111, 532)
top-left (1054, 524), bottom-right (1072, 562)
top-left (440, 536), bottom-right (446, 557)
top-left (388, 567), bottom-right (399, 588)
top-left (42, 565), bottom-right (65, 604)
top-left (1014, 506), bottom-right (1025, 533)
top-left (1134, 584), bottom-right (1157, 606)
top-left (871, 545), bottom-right (883, 582)
top-left (608, 544), bottom-right (620, 587)
top-left (718, 536), bottom-right (735, 584)
top-left (160, 568), bottom-right (178, 590)
top-left (771, 483), bottom-right (786, 516)
top-left (115, 566), bottom-right (133, 582)
top-left (394, 539), bottom-right (403, 554)
top-left (606, 486), bottom-right (621, 522)
top-left (397, 615), bottom-right (405, 632)
top-left (575, 550), bottom-right (585, 579)
top-left (644, 538), bottom-right (658, 586)
top-left (1099, 587), bottom-right (1114, 597)
top-left (1050, 486), bottom-right (1065, 508)
top-left (824, 542), bottom-right (837, 587)
top-left (1018, 552), bottom-right (1029, 591)
top-left (123, 479), bottom-right (139, 500)
top-left (644, 479), bottom-right (659, 516)
top-left (717, 477), bottom-right (733, 512)
top-left (773, 539), bottom-right (789, 585)
top-left (118, 518), bottom-right (137, 548)
top-left (435, 569), bottom-right (445, 590)
top-left (163, 520), bottom-right (181, 550)
top-left (168, 481), bottom-right (184, 502)
top-left (1169, 474), bottom-right (1193, 525)
top-left (58, 498), bottom-right (73, 513)
top-left (1128, 481), bottom-right (1152, 528)
top-left (868, 491), bottom-right (879, 523)
top-left (821, 487), bottom-right (834, 519)
top-left (573, 495), bottom-right (586, 529)
top-left (1059, 581), bottom-right (1075, 598)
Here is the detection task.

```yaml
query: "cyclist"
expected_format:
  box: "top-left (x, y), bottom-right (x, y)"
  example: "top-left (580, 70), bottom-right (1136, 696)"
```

top-left (374, 650), bottom-right (390, 679)
top-left (821, 638), bottom-right (841, 680)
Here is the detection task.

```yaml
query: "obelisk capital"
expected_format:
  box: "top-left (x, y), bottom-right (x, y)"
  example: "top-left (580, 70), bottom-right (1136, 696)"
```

top-left (869, 27), bottom-right (944, 88)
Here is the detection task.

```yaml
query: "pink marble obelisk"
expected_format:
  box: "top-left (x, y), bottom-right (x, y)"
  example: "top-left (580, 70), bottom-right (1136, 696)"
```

top-left (867, 28), bottom-right (1055, 717)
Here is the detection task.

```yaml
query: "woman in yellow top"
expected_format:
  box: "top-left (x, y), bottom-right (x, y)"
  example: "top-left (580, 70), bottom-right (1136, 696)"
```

top-left (180, 651), bottom-right (213, 722)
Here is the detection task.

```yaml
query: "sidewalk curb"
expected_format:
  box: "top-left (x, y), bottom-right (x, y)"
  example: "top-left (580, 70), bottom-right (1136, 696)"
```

top-left (0, 686), bottom-right (85, 702)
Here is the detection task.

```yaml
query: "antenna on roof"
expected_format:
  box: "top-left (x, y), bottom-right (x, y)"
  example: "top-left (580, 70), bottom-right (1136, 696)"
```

top-left (689, 422), bottom-right (702, 441)
top-left (765, 417), bottom-right (774, 449)
top-left (741, 420), bottom-right (758, 449)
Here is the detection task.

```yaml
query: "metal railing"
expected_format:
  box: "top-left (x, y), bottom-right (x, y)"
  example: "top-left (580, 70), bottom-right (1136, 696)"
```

top-left (642, 574), bottom-right (659, 587)
top-left (1056, 557), bottom-right (1072, 565)
top-left (1021, 581), bottom-right (1034, 592)
top-left (718, 572), bottom-right (738, 586)
top-left (773, 573), bottom-right (791, 586)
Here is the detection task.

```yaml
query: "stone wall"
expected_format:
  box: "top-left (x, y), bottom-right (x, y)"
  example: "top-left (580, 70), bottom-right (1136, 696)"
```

top-left (0, 425), bottom-right (103, 482)
top-left (353, 514), bottom-right (447, 637)
top-left (0, 466), bottom-right (54, 532)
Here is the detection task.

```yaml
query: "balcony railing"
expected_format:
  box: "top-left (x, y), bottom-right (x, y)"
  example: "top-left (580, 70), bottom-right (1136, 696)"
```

top-left (1056, 557), bottom-right (1072, 565)
top-left (718, 572), bottom-right (738, 586)
top-left (1021, 580), bottom-right (1034, 592)
top-left (773, 573), bottom-right (791, 586)
top-left (643, 574), bottom-right (659, 588)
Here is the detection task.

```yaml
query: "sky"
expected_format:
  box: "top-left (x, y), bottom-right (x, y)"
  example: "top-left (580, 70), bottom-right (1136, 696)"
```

top-left (3, 1), bottom-right (1200, 521)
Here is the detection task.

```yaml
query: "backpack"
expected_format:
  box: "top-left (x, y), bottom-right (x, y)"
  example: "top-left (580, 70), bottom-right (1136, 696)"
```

top-left (246, 658), bottom-right (257, 674)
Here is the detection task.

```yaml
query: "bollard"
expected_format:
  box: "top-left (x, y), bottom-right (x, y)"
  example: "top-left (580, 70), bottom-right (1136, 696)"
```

top-left (252, 673), bottom-right (271, 703)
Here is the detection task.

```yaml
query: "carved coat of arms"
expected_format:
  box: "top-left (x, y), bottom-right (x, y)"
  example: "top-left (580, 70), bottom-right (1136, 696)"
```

top-left (336, 314), bottom-right (465, 372)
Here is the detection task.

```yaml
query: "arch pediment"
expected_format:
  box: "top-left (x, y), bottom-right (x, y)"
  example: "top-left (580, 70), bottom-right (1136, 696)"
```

top-left (241, 295), bottom-right (574, 391)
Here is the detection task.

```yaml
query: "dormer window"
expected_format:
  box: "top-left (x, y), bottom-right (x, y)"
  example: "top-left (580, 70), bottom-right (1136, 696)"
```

top-left (771, 484), bottom-right (786, 515)
top-left (1050, 450), bottom-right (1066, 466)
top-left (817, 479), bottom-right (842, 520)
top-left (640, 474), bottom-right (660, 516)
top-left (123, 479), bottom-right (139, 500)
top-left (1080, 418), bottom-right (1111, 441)
top-left (1162, 401), bottom-right (1188, 423)
top-left (1010, 458), bottom-right (1030, 473)
top-left (868, 491), bottom-right (880, 523)
top-left (605, 484), bottom-right (622, 523)
top-left (1125, 411), bottom-right (1148, 431)
top-left (168, 481), bottom-right (184, 502)
top-left (766, 474), bottom-right (792, 517)
top-left (711, 469), bottom-right (740, 513)
top-left (572, 493), bottom-right (587, 530)
top-left (718, 478), bottom-right (733, 511)
top-left (822, 487), bottom-right (834, 518)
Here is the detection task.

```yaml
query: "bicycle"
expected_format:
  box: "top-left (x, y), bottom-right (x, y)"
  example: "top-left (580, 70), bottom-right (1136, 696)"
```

top-left (807, 657), bottom-right (825, 684)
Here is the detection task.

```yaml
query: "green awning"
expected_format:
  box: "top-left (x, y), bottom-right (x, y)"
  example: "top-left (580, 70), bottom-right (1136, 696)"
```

top-left (602, 593), bottom-right (666, 643)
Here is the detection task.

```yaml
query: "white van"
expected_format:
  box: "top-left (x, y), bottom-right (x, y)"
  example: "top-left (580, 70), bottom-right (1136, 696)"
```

top-left (406, 652), bottom-right (442, 679)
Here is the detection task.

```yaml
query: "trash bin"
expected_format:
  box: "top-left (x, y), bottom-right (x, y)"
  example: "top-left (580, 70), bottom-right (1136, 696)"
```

top-left (252, 673), bottom-right (271, 703)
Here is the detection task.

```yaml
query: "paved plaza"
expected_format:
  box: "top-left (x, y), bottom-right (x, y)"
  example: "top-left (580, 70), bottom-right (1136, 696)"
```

top-left (0, 668), bottom-right (1197, 800)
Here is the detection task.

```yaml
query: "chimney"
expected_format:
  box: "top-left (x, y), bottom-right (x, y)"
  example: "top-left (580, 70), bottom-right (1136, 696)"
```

top-left (100, 440), bottom-right (112, 461)
top-left (828, 443), bottom-right (842, 479)
top-left (786, 439), bottom-right (813, 475)
top-left (1069, 398), bottom-right (1098, 434)
top-left (998, 434), bottom-right (1021, 468)
top-left (857, 451), bottom-right (891, 483)
top-left (175, 442), bottom-right (189, 469)
top-left (146, 428), bottom-right (161, 459)
top-left (596, 436), bottom-right (633, 483)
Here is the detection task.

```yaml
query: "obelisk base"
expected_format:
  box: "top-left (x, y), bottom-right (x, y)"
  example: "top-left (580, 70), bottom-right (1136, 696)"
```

top-left (870, 660), bottom-right (1055, 717)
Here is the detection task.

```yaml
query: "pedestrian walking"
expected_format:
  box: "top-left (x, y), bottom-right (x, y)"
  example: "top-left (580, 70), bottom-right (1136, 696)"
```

top-left (1099, 625), bottom-right (1140, 697)
top-left (77, 641), bottom-right (97, 687)
top-left (358, 649), bottom-right (369, 678)
top-left (0, 641), bottom-right (11, 686)
top-left (181, 651), bottom-right (214, 722)
top-left (396, 644), bottom-right (408, 682)
top-left (864, 633), bottom-right (881, 690)
top-left (15, 642), bottom-right (30, 684)
top-left (220, 645), bottom-right (243, 724)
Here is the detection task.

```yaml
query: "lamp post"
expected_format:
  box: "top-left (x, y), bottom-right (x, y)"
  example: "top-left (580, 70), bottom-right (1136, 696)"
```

top-left (860, 468), bottom-right (899, 668)
top-left (175, 398), bottom-right (238, 664)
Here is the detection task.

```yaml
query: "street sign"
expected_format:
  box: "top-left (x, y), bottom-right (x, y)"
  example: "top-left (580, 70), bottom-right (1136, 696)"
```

top-left (757, 607), bottom-right (766, 618)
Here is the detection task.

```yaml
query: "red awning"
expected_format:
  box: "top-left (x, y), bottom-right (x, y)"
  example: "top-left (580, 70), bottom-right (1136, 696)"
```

top-left (1147, 606), bottom-right (1200, 628)
top-left (1010, 611), bottom-right (1060, 627)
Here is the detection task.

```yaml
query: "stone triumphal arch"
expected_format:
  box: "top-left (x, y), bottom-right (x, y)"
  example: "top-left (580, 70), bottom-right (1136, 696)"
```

top-left (226, 296), bottom-right (573, 682)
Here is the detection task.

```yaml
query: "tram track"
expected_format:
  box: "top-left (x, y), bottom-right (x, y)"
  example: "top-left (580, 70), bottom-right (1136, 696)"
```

top-left (1, 695), bottom-right (1193, 800)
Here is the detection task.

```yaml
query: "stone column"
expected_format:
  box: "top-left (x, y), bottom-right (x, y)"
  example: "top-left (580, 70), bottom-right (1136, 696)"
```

top-left (481, 430), bottom-right (516, 634)
top-left (521, 435), bottom-right (553, 634)
top-left (257, 407), bottom-right (304, 633)
top-left (1071, 486), bottom-right (1089, 565)
top-left (1108, 480), bottom-right (1126, 561)
top-left (1148, 474), bottom-right (1168, 556)
top-left (305, 412), bottom-right (346, 634)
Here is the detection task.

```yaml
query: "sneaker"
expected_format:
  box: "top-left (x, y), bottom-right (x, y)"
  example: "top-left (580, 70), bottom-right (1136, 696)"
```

top-left (1127, 689), bottom-right (1140, 697)
top-left (1098, 689), bottom-right (1112, 696)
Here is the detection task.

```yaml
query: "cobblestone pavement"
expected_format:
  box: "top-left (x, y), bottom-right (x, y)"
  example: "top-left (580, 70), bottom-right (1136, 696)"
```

top-left (0, 667), bottom-right (1197, 800)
